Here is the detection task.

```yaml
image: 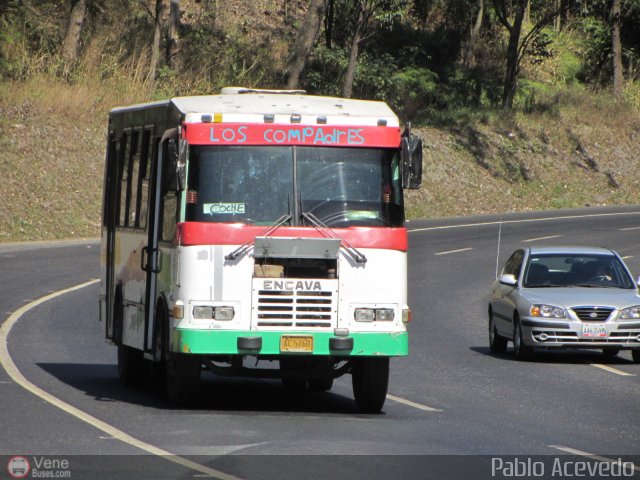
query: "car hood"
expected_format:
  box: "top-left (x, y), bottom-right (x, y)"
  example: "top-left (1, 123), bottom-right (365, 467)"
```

top-left (520, 287), bottom-right (640, 309)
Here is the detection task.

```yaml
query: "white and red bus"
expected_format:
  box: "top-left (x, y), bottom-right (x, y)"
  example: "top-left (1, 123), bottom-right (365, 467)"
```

top-left (99, 87), bottom-right (422, 412)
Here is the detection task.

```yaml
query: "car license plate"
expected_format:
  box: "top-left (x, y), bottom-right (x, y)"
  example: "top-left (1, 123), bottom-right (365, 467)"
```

top-left (582, 324), bottom-right (607, 337)
top-left (280, 335), bottom-right (313, 352)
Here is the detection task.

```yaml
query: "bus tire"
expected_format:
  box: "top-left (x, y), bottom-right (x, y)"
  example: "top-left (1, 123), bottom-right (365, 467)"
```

top-left (308, 377), bottom-right (333, 391)
top-left (280, 358), bottom-right (307, 390)
top-left (166, 354), bottom-right (201, 407)
top-left (115, 291), bottom-right (143, 387)
top-left (145, 300), bottom-right (168, 388)
top-left (351, 357), bottom-right (389, 413)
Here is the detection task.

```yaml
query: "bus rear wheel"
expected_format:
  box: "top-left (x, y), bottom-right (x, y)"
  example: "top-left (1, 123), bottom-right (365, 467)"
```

top-left (351, 357), bottom-right (389, 413)
top-left (117, 344), bottom-right (144, 387)
top-left (166, 354), bottom-right (201, 407)
top-left (114, 292), bottom-right (143, 387)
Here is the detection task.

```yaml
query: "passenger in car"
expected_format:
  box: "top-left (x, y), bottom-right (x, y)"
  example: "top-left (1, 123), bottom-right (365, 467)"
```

top-left (527, 263), bottom-right (549, 285)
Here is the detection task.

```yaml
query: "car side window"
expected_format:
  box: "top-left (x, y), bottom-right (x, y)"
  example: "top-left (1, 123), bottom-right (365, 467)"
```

top-left (504, 250), bottom-right (524, 277)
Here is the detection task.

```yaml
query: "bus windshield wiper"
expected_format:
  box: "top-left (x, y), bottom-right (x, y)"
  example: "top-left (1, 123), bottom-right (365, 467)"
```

top-left (225, 214), bottom-right (292, 261)
top-left (301, 211), bottom-right (367, 264)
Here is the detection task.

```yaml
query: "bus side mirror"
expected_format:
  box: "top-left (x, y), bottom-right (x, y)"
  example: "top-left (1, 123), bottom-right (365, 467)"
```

top-left (177, 139), bottom-right (187, 191)
top-left (401, 127), bottom-right (422, 189)
top-left (163, 138), bottom-right (182, 193)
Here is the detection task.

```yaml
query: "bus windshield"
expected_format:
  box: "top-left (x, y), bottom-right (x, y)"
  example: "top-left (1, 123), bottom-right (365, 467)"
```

top-left (187, 146), bottom-right (403, 227)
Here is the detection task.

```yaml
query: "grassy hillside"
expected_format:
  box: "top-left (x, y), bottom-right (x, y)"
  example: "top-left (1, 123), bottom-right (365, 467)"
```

top-left (1, 76), bottom-right (639, 242)
top-left (407, 89), bottom-right (640, 219)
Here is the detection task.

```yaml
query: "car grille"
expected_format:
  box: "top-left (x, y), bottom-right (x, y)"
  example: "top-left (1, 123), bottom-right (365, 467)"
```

top-left (572, 306), bottom-right (614, 322)
top-left (252, 279), bottom-right (338, 329)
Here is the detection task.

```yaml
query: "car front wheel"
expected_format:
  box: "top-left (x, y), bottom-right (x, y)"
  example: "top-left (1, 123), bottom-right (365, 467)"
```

top-left (513, 317), bottom-right (534, 361)
top-left (489, 310), bottom-right (508, 354)
top-left (632, 350), bottom-right (640, 364)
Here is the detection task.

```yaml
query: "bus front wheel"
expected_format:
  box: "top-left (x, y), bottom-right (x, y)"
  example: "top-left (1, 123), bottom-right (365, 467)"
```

top-left (351, 357), bottom-right (389, 413)
top-left (166, 354), bottom-right (201, 407)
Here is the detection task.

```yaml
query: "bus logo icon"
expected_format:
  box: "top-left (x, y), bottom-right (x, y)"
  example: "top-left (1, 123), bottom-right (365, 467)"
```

top-left (7, 456), bottom-right (30, 478)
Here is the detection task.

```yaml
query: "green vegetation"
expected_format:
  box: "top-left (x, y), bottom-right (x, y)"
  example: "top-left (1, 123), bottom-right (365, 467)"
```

top-left (1, 1), bottom-right (640, 242)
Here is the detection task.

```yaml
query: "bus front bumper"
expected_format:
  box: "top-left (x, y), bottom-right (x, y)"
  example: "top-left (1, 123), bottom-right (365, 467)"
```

top-left (171, 329), bottom-right (408, 357)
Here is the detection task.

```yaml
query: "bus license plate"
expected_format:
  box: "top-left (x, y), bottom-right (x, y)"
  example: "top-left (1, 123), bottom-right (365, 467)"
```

top-left (582, 324), bottom-right (607, 337)
top-left (280, 335), bottom-right (313, 352)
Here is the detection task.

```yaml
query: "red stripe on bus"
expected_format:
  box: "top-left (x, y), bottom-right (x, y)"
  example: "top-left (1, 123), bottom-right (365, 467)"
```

top-left (183, 123), bottom-right (401, 148)
top-left (177, 222), bottom-right (408, 251)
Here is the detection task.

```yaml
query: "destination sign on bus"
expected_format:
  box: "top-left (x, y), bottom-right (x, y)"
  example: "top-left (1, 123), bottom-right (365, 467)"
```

top-left (184, 123), bottom-right (401, 148)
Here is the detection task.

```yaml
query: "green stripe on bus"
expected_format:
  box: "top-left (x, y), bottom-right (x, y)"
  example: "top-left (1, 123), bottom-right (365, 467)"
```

top-left (171, 329), bottom-right (408, 356)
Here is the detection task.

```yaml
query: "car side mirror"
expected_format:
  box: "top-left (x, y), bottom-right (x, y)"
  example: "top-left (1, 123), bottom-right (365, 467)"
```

top-left (499, 274), bottom-right (517, 287)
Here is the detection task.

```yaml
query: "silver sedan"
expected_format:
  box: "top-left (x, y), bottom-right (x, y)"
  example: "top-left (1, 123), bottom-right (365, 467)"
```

top-left (489, 246), bottom-right (640, 361)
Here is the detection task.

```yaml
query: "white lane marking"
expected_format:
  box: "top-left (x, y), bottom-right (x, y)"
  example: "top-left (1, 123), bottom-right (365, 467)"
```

top-left (0, 280), bottom-right (244, 480)
top-left (621, 255), bottom-right (634, 260)
top-left (589, 363), bottom-right (635, 377)
top-left (408, 211), bottom-right (640, 233)
top-left (434, 247), bottom-right (473, 256)
top-left (386, 394), bottom-right (442, 412)
top-left (620, 226), bottom-right (640, 231)
top-left (549, 445), bottom-right (640, 472)
top-left (522, 234), bottom-right (564, 243)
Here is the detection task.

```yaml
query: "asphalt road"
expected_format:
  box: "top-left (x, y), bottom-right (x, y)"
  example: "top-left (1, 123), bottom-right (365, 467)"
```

top-left (1, 206), bottom-right (639, 479)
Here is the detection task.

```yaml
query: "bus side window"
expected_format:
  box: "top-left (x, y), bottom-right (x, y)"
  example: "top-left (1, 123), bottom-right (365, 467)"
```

top-left (128, 130), bottom-right (141, 228)
top-left (117, 132), bottom-right (130, 227)
top-left (137, 129), bottom-right (153, 230)
top-left (103, 135), bottom-right (118, 229)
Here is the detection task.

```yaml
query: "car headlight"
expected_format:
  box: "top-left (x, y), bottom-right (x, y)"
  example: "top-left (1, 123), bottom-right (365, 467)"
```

top-left (619, 305), bottom-right (640, 319)
top-left (530, 304), bottom-right (566, 318)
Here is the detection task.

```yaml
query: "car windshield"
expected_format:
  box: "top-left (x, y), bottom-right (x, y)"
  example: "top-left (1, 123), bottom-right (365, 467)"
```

top-left (523, 253), bottom-right (635, 289)
top-left (186, 145), bottom-right (403, 227)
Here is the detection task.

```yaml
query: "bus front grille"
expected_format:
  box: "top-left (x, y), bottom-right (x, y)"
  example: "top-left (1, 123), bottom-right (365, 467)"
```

top-left (252, 279), bottom-right (338, 329)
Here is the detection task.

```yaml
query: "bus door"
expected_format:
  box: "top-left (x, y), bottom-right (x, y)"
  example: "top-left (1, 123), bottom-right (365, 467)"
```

top-left (104, 133), bottom-right (119, 341)
top-left (142, 129), bottom-right (178, 355)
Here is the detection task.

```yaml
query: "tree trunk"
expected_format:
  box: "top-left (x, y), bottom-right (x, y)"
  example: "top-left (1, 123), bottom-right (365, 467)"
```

top-left (325, 0), bottom-right (334, 48)
top-left (61, 0), bottom-right (87, 66)
top-left (612, 0), bottom-right (623, 97)
top-left (502, 1), bottom-right (526, 108)
top-left (166, 0), bottom-right (180, 69)
top-left (285, 0), bottom-right (327, 89)
top-left (464, 0), bottom-right (483, 68)
top-left (148, 0), bottom-right (163, 94)
top-left (554, 0), bottom-right (561, 31)
top-left (342, 5), bottom-right (364, 99)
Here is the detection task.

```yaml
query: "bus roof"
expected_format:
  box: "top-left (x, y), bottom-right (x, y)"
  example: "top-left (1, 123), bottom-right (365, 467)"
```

top-left (110, 89), bottom-right (399, 127)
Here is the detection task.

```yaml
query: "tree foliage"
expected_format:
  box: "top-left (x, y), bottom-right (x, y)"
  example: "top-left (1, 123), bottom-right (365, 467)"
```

top-left (1, 0), bottom-right (640, 116)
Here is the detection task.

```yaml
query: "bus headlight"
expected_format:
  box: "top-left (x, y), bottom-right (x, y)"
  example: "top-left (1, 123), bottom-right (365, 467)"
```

top-left (354, 309), bottom-right (375, 322)
top-left (375, 309), bottom-right (394, 321)
top-left (193, 306), bottom-right (235, 320)
top-left (354, 308), bottom-right (394, 322)
top-left (214, 306), bottom-right (235, 321)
